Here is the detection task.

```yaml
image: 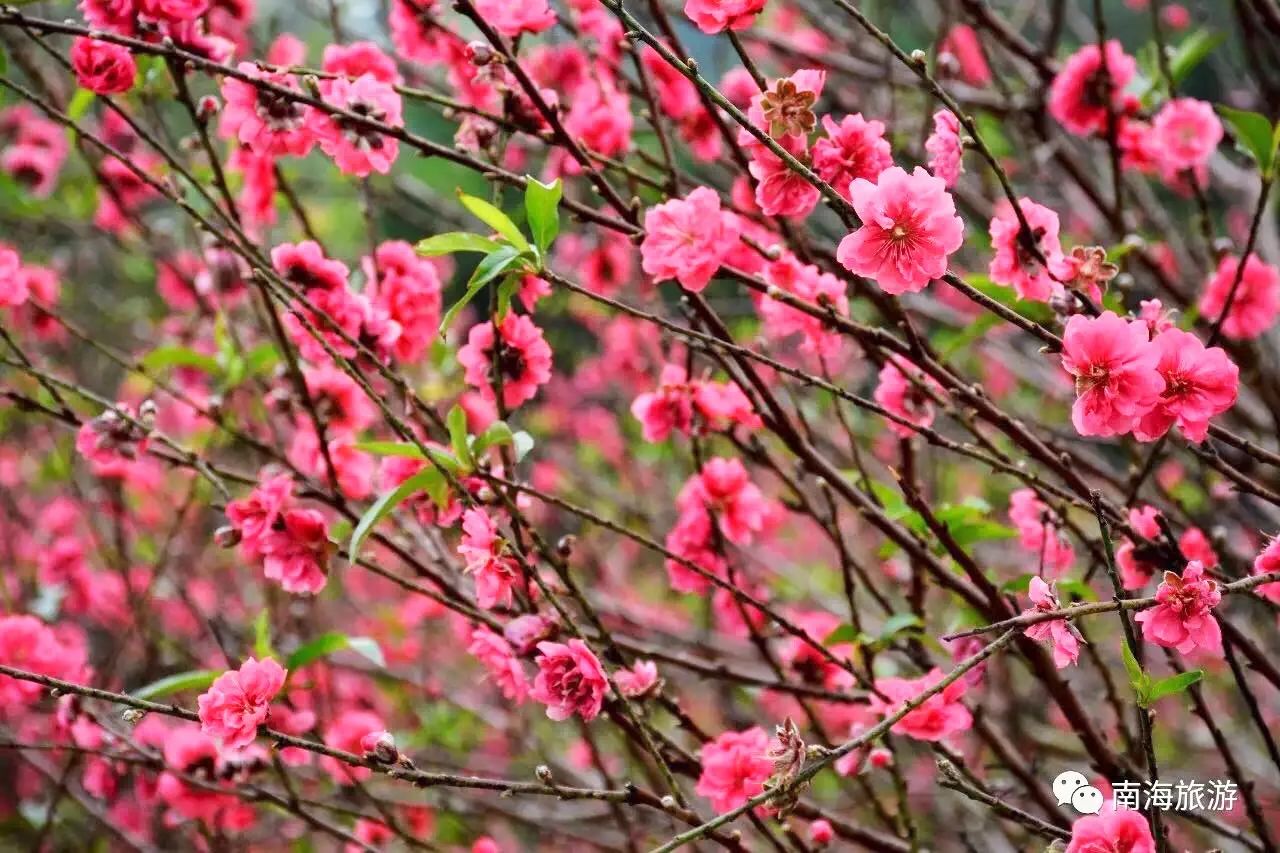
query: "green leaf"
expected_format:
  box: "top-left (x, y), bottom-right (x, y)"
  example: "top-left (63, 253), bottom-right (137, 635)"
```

top-left (0, 46), bottom-right (7, 75)
top-left (447, 404), bottom-right (472, 468)
top-left (132, 670), bottom-right (219, 701)
top-left (244, 343), bottom-right (280, 377)
top-left (473, 420), bottom-right (514, 457)
top-left (353, 441), bottom-right (427, 458)
top-left (1120, 642), bottom-right (1154, 707)
top-left (141, 346), bottom-right (221, 375)
top-left (253, 611), bottom-right (275, 661)
top-left (416, 232), bottom-right (502, 257)
top-left (1148, 669), bottom-right (1203, 702)
top-left (349, 467), bottom-right (445, 563)
top-left (438, 245), bottom-right (525, 336)
top-left (824, 624), bottom-right (859, 647)
top-left (1218, 106), bottom-right (1278, 176)
top-left (524, 177), bottom-right (562, 255)
top-left (879, 613), bottom-right (924, 640)
top-left (494, 274), bottom-right (519, 323)
top-left (1169, 30), bottom-right (1223, 86)
top-left (286, 632), bottom-right (385, 672)
top-left (457, 192), bottom-right (530, 253)
top-left (67, 88), bottom-right (95, 121)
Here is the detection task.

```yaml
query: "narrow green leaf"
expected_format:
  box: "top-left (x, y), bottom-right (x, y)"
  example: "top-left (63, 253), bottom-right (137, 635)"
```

top-left (1121, 642), bottom-right (1144, 688)
top-left (1148, 669), bottom-right (1203, 701)
top-left (524, 177), bottom-right (562, 255)
top-left (349, 468), bottom-right (441, 563)
top-left (416, 232), bottom-right (502, 257)
top-left (1218, 105), bottom-right (1278, 175)
top-left (438, 245), bottom-right (524, 336)
top-left (1169, 30), bottom-right (1224, 86)
top-left (132, 669), bottom-right (219, 701)
top-left (447, 404), bottom-right (472, 468)
top-left (879, 613), bottom-right (924, 640)
top-left (353, 441), bottom-right (427, 459)
top-left (67, 88), bottom-right (95, 121)
top-left (473, 420), bottom-right (515, 457)
top-left (287, 633), bottom-right (386, 672)
top-left (457, 192), bottom-right (530, 253)
top-left (253, 611), bottom-right (274, 661)
top-left (824, 624), bottom-right (859, 647)
top-left (141, 346), bottom-right (221, 375)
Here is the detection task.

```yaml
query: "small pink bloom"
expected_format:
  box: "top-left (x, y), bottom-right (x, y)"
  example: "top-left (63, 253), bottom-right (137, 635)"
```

top-left (321, 710), bottom-right (385, 783)
top-left (748, 139), bottom-right (820, 218)
top-left (1199, 254), bottom-right (1280, 341)
top-left (260, 509), bottom-right (332, 594)
top-left (874, 356), bottom-right (943, 437)
top-left (225, 473), bottom-right (294, 556)
top-left (939, 25), bottom-right (991, 87)
top-left (1060, 311), bottom-right (1165, 437)
top-left (308, 74), bottom-right (403, 176)
top-left (0, 248), bottom-right (24, 307)
top-left (695, 727), bottom-right (773, 811)
top-left (868, 668), bottom-right (972, 741)
top-left (197, 658), bottom-right (287, 750)
top-left (614, 660), bottom-right (659, 698)
top-left (70, 38), bottom-right (137, 95)
top-left (988, 197), bottom-right (1064, 302)
top-left (457, 313), bottom-right (554, 409)
top-left (809, 819), bottom-right (835, 846)
top-left (475, 0), bottom-right (557, 37)
top-left (531, 639), bottom-right (608, 721)
top-left (1134, 561), bottom-right (1222, 655)
top-left (219, 64), bottom-right (315, 157)
top-left (1132, 327), bottom-right (1238, 443)
top-left (1252, 537), bottom-right (1280, 604)
top-left (677, 457), bottom-right (771, 545)
top-left (836, 166), bottom-right (965, 295)
top-left (1066, 808), bottom-right (1156, 853)
top-left (1021, 577), bottom-right (1082, 668)
top-left (641, 187), bottom-right (732, 291)
top-left (1179, 526), bottom-right (1217, 568)
top-left (1151, 98), bottom-right (1222, 175)
top-left (812, 114), bottom-right (893, 199)
top-left (683, 0), bottom-right (766, 34)
top-left (924, 110), bottom-right (963, 187)
top-left (322, 41), bottom-right (402, 84)
top-left (1049, 41), bottom-right (1137, 136)
top-left (467, 626), bottom-right (528, 702)
top-left (458, 508), bottom-right (521, 610)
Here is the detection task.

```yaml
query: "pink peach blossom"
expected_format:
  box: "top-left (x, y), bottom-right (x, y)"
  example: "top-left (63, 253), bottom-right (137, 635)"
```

top-left (836, 166), bottom-right (965, 294)
top-left (197, 657), bottom-right (287, 750)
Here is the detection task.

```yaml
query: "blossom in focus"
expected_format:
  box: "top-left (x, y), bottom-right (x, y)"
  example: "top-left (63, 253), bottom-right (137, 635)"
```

top-left (868, 668), bottom-right (972, 741)
top-left (530, 639), bottom-right (608, 721)
top-left (1059, 311), bottom-right (1165, 437)
top-left (1021, 577), bottom-right (1082, 668)
top-left (637, 188), bottom-right (732, 290)
top-left (70, 38), bottom-right (137, 95)
top-left (1132, 327), bottom-right (1238, 443)
top-left (1048, 41), bottom-right (1137, 136)
top-left (1134, 561), bottom-right (1222, 655)
top-left (836, 166), bottom-right (965, 295)
top-left (1199, 254), bottom-right (1280, 341)
top-left (197, 657), bottom-right (287, 750)
top-left (1065, 808), bottom-right (1156, 853)
top-left (695, 727), bottom-right (773, 811)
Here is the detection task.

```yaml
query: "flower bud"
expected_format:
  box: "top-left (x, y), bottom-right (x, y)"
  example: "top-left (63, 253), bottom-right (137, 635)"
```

top-left (361, 730), bottom-right (399, 764)
top-left (214, 525), bottom-right (242, 549)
